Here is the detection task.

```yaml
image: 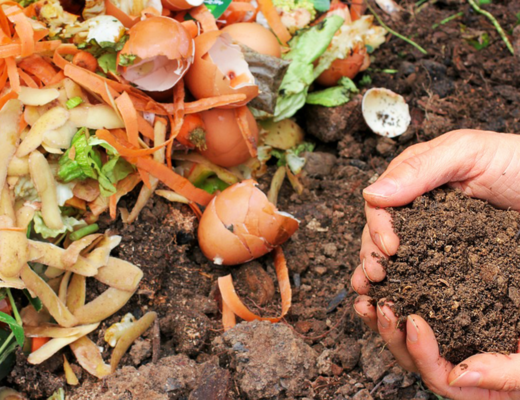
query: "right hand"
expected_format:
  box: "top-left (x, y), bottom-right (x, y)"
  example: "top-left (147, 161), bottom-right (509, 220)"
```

top-left (351, 129), bottom-right (520, 398)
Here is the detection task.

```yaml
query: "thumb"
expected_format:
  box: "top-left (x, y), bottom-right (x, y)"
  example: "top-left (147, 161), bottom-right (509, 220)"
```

top-left (363, 137), bottom-right (482, 207)
top-left (448, 353), bottom-right (520, 391)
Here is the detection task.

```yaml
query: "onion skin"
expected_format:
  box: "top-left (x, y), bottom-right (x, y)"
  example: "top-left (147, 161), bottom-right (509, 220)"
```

top-left (184, 31), bottom-right (258, 107)
top-left (316, 51), bottom-right (368, 87)
top-left (199, 108), bottom-right (258, 168)
top-left (198, 180), bottom-right (299, 265)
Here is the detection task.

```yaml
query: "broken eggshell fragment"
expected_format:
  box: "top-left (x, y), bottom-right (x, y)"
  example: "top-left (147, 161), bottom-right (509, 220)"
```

top-left (118, 17), bottom-right (194, 92)
top-left (161, 0), bottom-right (204, 11)
top-left (185, 31), bottom-right (258, 107)
top-left (362, 88), bottom-right (411, 138)
top-left (198, 180), bottom-right (299, 265)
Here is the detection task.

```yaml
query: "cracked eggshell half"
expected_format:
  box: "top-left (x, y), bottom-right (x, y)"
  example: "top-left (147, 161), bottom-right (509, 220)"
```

top-left (185, 31), bottom-right (258, 107)
top-left (162, 0), bottom-right (204, 11)
top-left (362, 88), bottom-right (411, 138)
top-left (198, 180), bottom-right (299, 265)
top-left (118, 17), bottom-right (194, 93)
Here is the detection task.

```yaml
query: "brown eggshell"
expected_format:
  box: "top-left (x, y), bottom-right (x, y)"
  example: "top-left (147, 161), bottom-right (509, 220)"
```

top-left (184, 31), bottom-right (258, 106)
top-left (120, 17), bottom-right (194, 61)
top-left (222, 23), bottom-right (282, 58)
top-left (162, 0), bottom-right (203, 11)
top-left (198, 180), bottom-right (299, 265)
top-left (199, 107), bottom-right (258, 168)
top-left (316, 52), bottom-right (367, 87)
top-left (198, 197), bottom-right (252, 265)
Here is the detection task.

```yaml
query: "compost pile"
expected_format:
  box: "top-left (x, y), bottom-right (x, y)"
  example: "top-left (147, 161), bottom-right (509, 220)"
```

top-left (373, 188), bottom-right (520, 364)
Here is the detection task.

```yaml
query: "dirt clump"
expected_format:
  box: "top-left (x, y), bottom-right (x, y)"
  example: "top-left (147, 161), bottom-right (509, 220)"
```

top-left (372, 188), bottom-right (520, 364)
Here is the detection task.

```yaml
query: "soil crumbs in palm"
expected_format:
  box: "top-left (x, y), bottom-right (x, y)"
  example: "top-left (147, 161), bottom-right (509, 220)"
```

top-left (373, 188), bottom-right (520, 364)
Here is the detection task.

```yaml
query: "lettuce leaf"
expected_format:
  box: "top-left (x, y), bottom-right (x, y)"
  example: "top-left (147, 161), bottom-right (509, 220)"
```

top-left (274, 15), bottom-right (344, 121)
top-left (306, 77), bottom-right (359, 107)
top-left (58, 129), bottom-right (135, 197)
top-left (33, 212), bottom-right (86, 239)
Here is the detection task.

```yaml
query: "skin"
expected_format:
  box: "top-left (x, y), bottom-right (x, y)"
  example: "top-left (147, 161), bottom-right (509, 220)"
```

top-left (351, 129), bottom-right (520, 400)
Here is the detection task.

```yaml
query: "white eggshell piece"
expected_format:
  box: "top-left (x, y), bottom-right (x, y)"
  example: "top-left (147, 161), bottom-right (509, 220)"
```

top-left (362, 88), bottom-right (411, 138)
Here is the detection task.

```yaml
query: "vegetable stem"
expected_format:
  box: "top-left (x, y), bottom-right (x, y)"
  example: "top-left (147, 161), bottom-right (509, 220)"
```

top-left (432, 12), bottom-right (464, 29)
top-left (467, 0), bottom-right (514, 55)
top-left (0, 333), bottom-right (13, 356)
top-left (69, 223), bottom-right (99, 241)
top-left (367, 2), bottom-right (428, 55)
top-left (6, 289), bottom-right (21, 326)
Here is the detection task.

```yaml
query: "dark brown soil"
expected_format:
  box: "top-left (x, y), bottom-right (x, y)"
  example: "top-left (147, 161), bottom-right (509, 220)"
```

top-left (8, 0), bottom-right (520, 399)
top-left (372, 188), bottom-right (520, 364)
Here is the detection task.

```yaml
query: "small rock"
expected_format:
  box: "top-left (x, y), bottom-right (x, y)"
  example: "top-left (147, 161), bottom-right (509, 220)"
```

top-left (509, 286), bottom-right (520, 308)
top-left (382, 373), bottom-right (403, 386)
top-left (352, 388), bottom-right (374, 400)
top-left (129, 339), bottom-right (152, 365)
top-left (212, 320), bottom-right (318, 399)
top-left (303, 152), bottom-right (337, 177)
top-left (304, 95), bottom-right (364, 142)
top-left (234, 262), bottom-right (275, 306)
top-left (334, 338), bottom-right (361, 371)
top-left (314, 266), bottom-right (327, 275)
top-left (189, 362), bottom-right (231, 400)
top-left (360, 337), bottom-right (394, 381)
top-left (317, 350), bottom-right (334, 376)
top-left (323, 243), bottom-right (338, 258)
top-left (412, 390), bottom-right (431, 399)
top-left (327, 288), bottom-right (348, 314)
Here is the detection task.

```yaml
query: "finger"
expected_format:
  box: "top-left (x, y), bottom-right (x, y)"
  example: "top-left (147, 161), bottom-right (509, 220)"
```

top-left (351, 264), bottom-right (371, 295)
top-left (376, 301), bottom-right (417, 372)
top-left (360, 224), bottom-right (388, 281)
top-left (405, 315), bottom-right (503, 400)
top-left (365, 203), bottom-right (399, 256)
top-left (362, 130), bottom-right (488, 208)
top-left (380, 141), bottom-right (434, 180)
top-left (449, 353), bottom-right (520, 391)
top-left (353, 295), bottom-right (378, 332)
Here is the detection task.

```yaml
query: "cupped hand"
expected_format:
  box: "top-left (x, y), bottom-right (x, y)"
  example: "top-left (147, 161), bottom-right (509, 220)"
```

top-left (351, 129), bottom-right (520, 399)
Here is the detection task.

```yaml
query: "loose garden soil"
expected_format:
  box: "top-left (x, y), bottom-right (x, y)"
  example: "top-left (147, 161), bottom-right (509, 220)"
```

top-left (8, 0), bottom-right (520, 398)
top-left (372, 188), bottom-right (520, 365)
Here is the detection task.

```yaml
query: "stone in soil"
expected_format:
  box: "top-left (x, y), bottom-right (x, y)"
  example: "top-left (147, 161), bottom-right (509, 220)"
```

top-left (372, 188), bottom-right (520, 363)
top-left (212, 320), bottom-right (318, 399)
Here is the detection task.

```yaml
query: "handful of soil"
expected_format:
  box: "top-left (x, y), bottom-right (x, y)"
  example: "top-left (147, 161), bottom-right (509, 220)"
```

top-left (371, 188), bottom-right (520, 364)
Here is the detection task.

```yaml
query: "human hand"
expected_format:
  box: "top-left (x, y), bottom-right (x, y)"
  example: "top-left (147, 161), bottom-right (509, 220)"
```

top-left (351, 129), bottom-right (520, 398)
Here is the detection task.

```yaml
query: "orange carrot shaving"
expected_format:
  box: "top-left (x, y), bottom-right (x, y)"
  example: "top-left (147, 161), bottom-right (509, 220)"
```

top-left (177, 114), bottom-right (205, 149)
top-left (115, 92), bottom-right (139, 147)
top-left (0, 40), bottom-right (60, 59)
top-left (0, 90), bottom-right (17, 110)
top-left (33, 28), bottom-right (49, 42)
top-left (190, 5), bottom-right (218, 32)
top-left (19, 55), bottom-right (57, 85)
top-left (132, 157), bottom-right (213, 206)
top-left (0, 61), bottom-right (7, 89)
top-left (104, 0), bottom-right (138, 28)
top-left (256, 0), bottom-right (291, 46)
top-left (236, 106), bottom-right (257, 157)
top-left (48, 70), bottom-right (65, 86)
top-left (109, 194), bottom-right (117, 220)
top-left (218, 246), bottom-right (291, 327)
top-left (221, 299), bottom-right (237, 331)
top-left (168, 79), bottom-right (185, 168)
top-left (6, 57), bottom-right (19, 93)
top-left (0, 7), bottom-right (11, 40)
top-left (350, 0), bottom-right (366, 20)
top-left (64, 64), bottom-right (120, 106)
top-left (138, 168), bottom-right (152, 190)
top-left (53, 44), bottom-right (79, 70)
top-left (31, 337), bottom-right (50, 352)
top-left (137, 114), bottom-right (154, 140)
top-left (95, 129), bottom-right (170, 157)
top-left (72, 51), bottom-right (98, 73)
top-left (181, 20), bottom-right (198, 39)
top-left (5, 6), bottom-right (34, 57)
top-left (65, 197), bottom-right (87, 210)
top-left (18, 112), bottom-right (27, 133)
top-left (182, 94), bottom-right (247, 114)
top-left (17, 68), bottom-right (38, 88)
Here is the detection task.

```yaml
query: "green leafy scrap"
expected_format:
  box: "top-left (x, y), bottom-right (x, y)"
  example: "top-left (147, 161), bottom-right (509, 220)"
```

top-left (466, 32), bottom-right (490, 50)
top-left (271, 142), bottom-right (315, 174)
top-left (77, 36), bottom-right (129, 74)
top-left (118, 53), bottom-right (137, 67)
top-left (0, 313), bottom-right (23, 347)
top-left (306, 77), bottom-right (359, 107)
top-left (58, 129), bottom-right (135, 197)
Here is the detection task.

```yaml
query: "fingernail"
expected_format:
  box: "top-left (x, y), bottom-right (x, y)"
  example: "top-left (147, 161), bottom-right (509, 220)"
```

top-left (361, 259), bottom-right (374, 282)
top-left (374, 233), bottom-right (390, 256)
top-left (407, 316), bottom-right (419, 343)
top-left (364, 179), bottom-right (398, 198)
top-left (449, 371), bottom-right (482, 387)
top-left (353, 303), bottom-right (365, 318)
top-left (377, 303), bottom-right (390, 329)
top-left (350, 275), bottom-right (360, 294)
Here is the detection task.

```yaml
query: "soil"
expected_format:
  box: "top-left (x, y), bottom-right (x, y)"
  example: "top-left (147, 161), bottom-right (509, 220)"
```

top-left (372, 189), bottom-right (520, 364)
top-left (7, 0), bottom-right (520, 399)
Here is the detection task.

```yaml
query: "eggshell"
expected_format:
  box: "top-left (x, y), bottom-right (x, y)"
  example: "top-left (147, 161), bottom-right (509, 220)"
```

top-left (199, 107), bottom-right (258, 168)
top-left (198, 180), bottom-right (299, 265)
top-left (162, 0), bottom-right (203, 10)
top-left (222, 23), bottom-right (281, 58)
top-left (362, 88), bottom-right (411, 138)
top-left (316, 52), bottom-right (367, 87)
top-left (185, 31), bottom-right (258, 107)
